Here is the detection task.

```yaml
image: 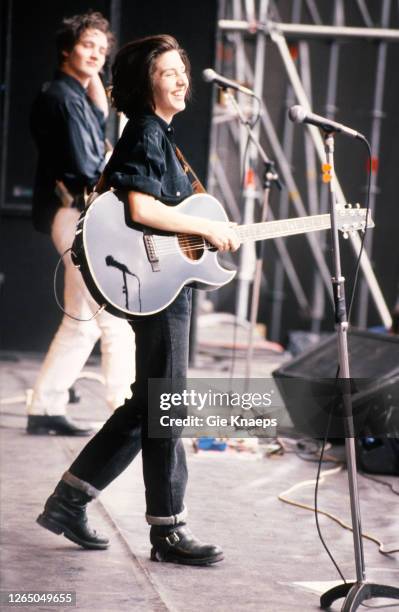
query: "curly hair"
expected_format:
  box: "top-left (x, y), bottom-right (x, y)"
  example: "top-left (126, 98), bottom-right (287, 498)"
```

top-left (56, 11), bottom-right (115, 66)
top-left (111, 34), bottom-right (191, 119)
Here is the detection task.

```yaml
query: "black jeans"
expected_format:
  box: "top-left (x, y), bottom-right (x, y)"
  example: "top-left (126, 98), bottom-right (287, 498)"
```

top-left (66, 288), bottom-right (191, 524)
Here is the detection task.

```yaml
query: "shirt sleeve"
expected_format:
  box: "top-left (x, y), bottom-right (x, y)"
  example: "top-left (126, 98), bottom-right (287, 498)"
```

top-left (62, 96), bottom-right (105, 185)
top-left (106, 127), bottom-right (166, 198)
top-left (87, 98), bottom-right (107, 132)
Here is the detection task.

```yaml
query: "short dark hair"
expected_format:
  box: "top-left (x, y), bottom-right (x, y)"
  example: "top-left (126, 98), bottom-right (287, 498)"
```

top-left (56, 11), bottom-right (115, 66)
top-left (111, 34), bottom-right (191, 119)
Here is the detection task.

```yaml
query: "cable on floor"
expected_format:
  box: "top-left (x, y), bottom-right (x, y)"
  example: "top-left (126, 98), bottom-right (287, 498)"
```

top-left (278, 466), bottom-right (399, 556)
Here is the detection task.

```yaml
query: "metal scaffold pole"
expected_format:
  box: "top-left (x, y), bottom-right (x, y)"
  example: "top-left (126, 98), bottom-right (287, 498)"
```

top-left (356, 0), bottom-right (391, 327)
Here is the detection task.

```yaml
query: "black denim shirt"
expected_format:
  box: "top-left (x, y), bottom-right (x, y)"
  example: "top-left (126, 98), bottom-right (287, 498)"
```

top-left (30, 71), bottom-right (106, 233)
top-left (104, 113), bottom-right (193, 205)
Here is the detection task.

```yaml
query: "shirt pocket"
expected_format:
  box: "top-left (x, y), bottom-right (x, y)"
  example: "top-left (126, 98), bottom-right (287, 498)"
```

top-left (161, 172), bottom-right (191, 200)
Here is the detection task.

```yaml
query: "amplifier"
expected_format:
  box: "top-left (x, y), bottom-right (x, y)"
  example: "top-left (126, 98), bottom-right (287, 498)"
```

top-left (272, 329), bottom-right (399, 442)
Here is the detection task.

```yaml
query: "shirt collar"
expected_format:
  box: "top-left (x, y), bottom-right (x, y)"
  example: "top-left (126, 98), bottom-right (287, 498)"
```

top-left (55, 70), bottom-right (87, 96)
top-left (141, 112), bottom-right (175, 140)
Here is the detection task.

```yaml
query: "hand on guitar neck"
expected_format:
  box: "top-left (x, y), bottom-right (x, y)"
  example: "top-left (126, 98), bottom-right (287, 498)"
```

top-left (128, 191), bottom-right (240, 253)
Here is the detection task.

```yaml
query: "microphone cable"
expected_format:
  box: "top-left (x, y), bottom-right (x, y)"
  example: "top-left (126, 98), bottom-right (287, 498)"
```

top-left (279, 463), bottom-right (399, 556)
top-left (347, 137), bottom-right (373, 323)
top-left (53, 248), bottom-right (106, 322)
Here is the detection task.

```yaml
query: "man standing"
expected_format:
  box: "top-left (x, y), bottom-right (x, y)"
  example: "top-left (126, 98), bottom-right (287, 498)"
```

top-left (28, 11), bottom-right (135, 436)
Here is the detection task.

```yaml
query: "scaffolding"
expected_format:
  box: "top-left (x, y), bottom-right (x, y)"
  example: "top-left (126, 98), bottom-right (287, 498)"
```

top-left (206, 0), bottom-right (399, 340)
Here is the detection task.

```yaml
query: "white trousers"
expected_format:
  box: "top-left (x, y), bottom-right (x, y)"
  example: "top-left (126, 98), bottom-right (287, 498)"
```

top-left (28, 208), bottom-right (135, 416)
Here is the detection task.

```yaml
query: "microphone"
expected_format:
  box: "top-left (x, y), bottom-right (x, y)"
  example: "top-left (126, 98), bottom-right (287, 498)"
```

top-left (288, 105), bottom-right (365, 140)
top-left (202, 68), bottom-right (255, 97)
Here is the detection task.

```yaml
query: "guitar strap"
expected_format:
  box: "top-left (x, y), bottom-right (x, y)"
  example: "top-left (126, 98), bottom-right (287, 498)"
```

top-left (174, 145), bottom-right (207, 194)
top-left (93, 172), bottom-right (109, 196)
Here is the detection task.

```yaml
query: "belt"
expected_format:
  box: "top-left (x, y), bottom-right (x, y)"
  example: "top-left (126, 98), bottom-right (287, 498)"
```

top-left (55, 180), bottom-right (89, 210)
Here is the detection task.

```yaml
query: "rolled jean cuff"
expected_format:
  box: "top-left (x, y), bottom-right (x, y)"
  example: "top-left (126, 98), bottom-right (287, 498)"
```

top-left (62, 471), bottom-right (101, 499)
top-left (145, 505), bottom-right (188, 526)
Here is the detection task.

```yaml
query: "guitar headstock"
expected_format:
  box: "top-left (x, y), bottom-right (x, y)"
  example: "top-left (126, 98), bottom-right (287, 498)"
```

top-left (337, 205), bottom-right (374, 238)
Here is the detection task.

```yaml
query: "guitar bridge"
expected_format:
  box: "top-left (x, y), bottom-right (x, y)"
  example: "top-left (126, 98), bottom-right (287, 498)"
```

top-left (143, 232), bottom-right (160, 272)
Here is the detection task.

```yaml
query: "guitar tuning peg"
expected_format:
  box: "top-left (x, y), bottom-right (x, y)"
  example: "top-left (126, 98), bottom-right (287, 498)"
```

top-left (355, 203), bottom-right (360, 209)
top-left (343, 232), bottom-right (349, 239)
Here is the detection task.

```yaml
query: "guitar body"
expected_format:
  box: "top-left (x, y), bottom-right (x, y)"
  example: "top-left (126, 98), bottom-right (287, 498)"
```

top-left (73, 191), bottom-right (236, 318)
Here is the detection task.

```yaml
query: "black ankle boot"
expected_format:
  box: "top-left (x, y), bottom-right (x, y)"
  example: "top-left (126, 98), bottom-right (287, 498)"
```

top-left (37, 481), bottom-right (109, 550)
top-left (150, 523), bottom-right (223, 566)
top-left (27, 415), bottom-right (93, 436)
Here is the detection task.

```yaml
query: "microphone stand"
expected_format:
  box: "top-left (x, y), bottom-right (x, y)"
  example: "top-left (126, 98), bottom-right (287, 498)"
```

top-left (320, 132), bottom-right (399, 611)
top-left (223, 89), bottom-right (281, 380)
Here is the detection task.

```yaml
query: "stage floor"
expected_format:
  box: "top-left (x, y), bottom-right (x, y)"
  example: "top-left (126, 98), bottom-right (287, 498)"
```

top-left (1, 349), bottom-right (398, 612)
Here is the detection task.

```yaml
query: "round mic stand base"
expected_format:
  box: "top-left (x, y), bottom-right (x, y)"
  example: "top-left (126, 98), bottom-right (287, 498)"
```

top-left (320, 581), bottom-right (399, 611)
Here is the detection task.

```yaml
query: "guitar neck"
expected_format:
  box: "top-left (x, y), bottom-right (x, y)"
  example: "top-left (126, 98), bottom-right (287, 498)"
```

top-left (236, 213), bottom-right (332, 243)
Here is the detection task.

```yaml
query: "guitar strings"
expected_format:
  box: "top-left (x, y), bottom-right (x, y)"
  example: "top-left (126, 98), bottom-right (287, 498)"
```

top-left (148, 210), bottom-right (367, 256)
top-left (151, 213), bottom-right (367, 257)
top-left (154, 221), bottom-right (336, 250)
top-left (151, 228), bottom-right (325, 256)
top-left (153, 221), bottom-right (366, 256)
top-left (152, 231), bottom-right (261, 255)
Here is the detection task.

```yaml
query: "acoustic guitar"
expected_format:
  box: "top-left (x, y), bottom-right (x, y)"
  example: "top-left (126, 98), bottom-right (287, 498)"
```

top-left (72, 191), bottom-right (373, 318)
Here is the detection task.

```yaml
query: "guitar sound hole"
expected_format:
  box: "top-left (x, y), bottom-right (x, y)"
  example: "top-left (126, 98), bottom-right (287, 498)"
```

top-left (178, 235), bottom-right (204, 261)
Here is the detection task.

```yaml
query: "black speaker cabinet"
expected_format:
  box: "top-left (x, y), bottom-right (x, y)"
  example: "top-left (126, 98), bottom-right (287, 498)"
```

top-left (272, 329), bottom-right (399, 441)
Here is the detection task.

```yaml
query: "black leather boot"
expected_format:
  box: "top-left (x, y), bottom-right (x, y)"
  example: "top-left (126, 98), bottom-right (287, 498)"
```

top-left (37, 481), bottom-right (109, 550)
top-left (150, 523), bottom-right (223, 565)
